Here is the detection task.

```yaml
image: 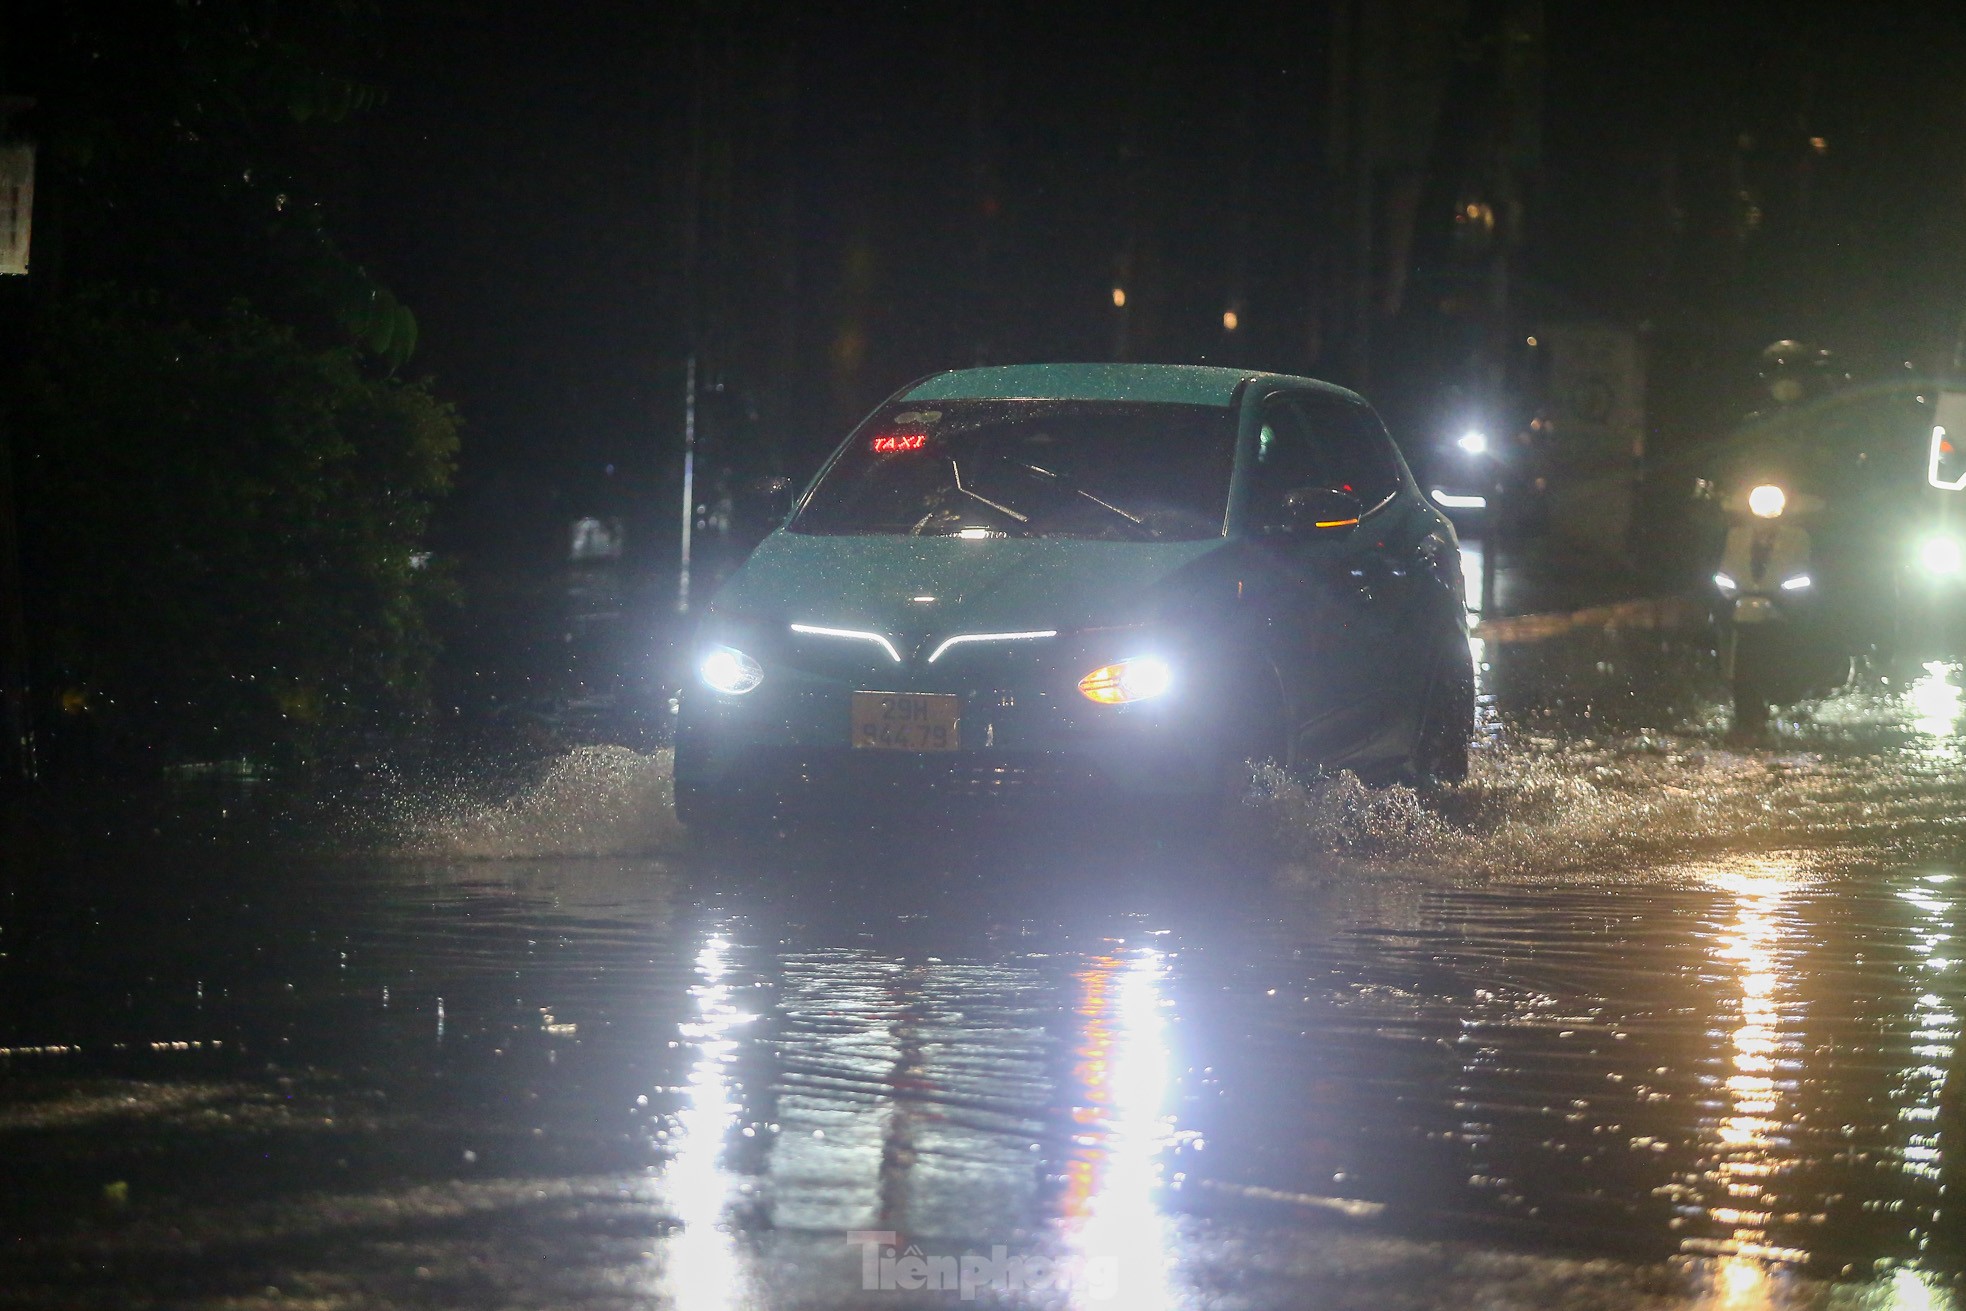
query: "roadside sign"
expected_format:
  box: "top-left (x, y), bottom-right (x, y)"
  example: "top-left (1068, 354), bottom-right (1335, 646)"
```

top-left (1538, 322), bottom-right (1646, 548)
top-left (0, 142), bottom-right (32, 277)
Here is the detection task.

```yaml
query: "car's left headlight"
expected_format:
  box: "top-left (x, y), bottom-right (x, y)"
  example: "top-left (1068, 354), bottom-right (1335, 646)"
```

top-left (699, 645), bottom-right (763, 695)
top-left (1078, 656), bottom-right (1173, 705)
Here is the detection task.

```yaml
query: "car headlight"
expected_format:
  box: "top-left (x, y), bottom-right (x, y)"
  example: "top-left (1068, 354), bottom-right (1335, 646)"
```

top-left (1922, 535), bottom-right (1964, 577)
top-left (1714, 572), bottom-right (1739, 594)
top-left (1078, 656), bottom-right (1173, 705)
top-left (699, 645), bottom-right (763, 694)
top-left (1781, 574), bottom-right (1812, 591)
top-left (1748, 484), bottom-right (1787, 518)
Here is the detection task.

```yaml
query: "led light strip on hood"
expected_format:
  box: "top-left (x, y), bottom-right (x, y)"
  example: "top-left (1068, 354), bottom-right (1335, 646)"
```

top-left (788, 624), bottom-right (902, 662)
top-left (925, 631), bottom-right (1058, 663)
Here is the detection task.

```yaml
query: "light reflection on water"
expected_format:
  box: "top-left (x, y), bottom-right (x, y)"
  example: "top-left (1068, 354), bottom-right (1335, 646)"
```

top-left (653, 929), bottom-right (756, 1309)
top-left (1058, 947), bottom-right (1177, 1308)
top-left (64, 841), bottom-right (1966, 1306)
top-left (493, 874), bottom-right (1966, 1309)
top-left (634, 934), bottom-right (1191, 1306)
top-left (1893, 876), bottom-right (1956, 1255)
top-left (1679, 859), bottom-right (1810, 1310)
top-left (1685, 858), bottom-right (1811, 1267)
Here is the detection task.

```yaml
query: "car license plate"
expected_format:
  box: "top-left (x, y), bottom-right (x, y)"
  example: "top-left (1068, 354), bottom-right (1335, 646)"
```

top-left (1735, 596), bottom-right (1777, 624)
top-left (852, 692), bottom-right (960, 751)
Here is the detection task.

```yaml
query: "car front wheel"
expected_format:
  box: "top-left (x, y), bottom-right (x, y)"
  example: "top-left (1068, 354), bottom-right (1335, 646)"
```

top-left (1410, 648), bottom-right (1474, 785)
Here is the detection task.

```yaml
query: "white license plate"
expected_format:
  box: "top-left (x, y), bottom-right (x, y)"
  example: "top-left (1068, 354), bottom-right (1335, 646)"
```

top-left (851, 692), bottom-right (961, 751)
top-left (1735, 596), bottom-right (1777, 624)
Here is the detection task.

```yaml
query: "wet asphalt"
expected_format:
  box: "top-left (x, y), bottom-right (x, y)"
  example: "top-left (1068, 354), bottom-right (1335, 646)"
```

top-left (5, 630), bottom-right (1966, 1309)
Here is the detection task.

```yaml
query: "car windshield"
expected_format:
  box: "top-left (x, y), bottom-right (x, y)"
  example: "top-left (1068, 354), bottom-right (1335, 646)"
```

top-left (789, 399), bottom-right (1237, 540)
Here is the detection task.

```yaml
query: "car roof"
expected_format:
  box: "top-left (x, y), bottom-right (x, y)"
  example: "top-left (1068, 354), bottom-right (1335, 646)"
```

top-left (899, 363), bottom-right (1365, 408)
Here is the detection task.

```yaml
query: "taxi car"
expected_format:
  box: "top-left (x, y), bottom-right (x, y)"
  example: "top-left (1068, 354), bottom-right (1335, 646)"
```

top-left (673, 363), bottom-right (1474, 828)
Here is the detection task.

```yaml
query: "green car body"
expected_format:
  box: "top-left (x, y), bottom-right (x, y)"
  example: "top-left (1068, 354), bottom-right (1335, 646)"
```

top-left (674, 363), bottom-right (1473, 825)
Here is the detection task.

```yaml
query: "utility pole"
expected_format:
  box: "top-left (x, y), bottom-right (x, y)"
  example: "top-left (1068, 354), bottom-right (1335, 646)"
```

top-left (0, 374), bottom-right (34, 785)
top-left (675, 6), bottom-right (705, 614)
top-left (0, 83), bottom-right (37, 784)
top-left (677, 353), bottom-right (697, 613)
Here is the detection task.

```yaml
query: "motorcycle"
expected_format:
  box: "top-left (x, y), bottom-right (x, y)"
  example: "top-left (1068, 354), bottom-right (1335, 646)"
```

top-left (1704, 359), bottom-right (1966, 730)
top-left (1710, 479), bottom-right (1835, 730)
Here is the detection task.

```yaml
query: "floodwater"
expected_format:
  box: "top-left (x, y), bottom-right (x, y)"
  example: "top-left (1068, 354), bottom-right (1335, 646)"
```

top-left (5, 635), bottom-right (1966, 1309)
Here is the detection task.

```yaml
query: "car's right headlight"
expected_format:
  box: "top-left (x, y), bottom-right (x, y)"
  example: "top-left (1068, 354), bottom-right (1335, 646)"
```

top-left (1078, 655), bottom-right (1173, 705)
top-left (1921, 535), bottom-right (1964, 578)
top-left (699, 645), bottom-right (763, 694)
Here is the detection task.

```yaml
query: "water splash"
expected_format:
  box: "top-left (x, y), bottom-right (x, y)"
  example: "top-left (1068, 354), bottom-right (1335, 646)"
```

top-left (406, 744), bottom-right (684, 860)
top-left (1241, 717), bottom-right (1966, 880)
top-left (382, 665), bottom-right (1964, 873)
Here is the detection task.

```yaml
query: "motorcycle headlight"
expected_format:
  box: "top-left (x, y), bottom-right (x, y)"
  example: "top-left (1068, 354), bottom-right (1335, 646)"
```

top-left (1748, 484), bottom-right (1787, 518)
top-left (1922, 535), bottom-right (1964, 577)
top-left (1078, 656), bottom-right (1174, 705)
top-left (699, 645), bottom-right (764, 695)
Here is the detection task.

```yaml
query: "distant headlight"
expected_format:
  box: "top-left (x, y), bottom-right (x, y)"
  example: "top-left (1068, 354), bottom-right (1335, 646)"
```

top-left (699, 645), bottom-right (763, 694)
top-left (1922, 535), bottom-right (1964, 577)
top-left (1781, 574), bottom-right (1812, 591)
top-left (1078, 656), bottom-right (1173, 705)
top-left (1714, 572), bottom-right (1739, 594)
top-left (1748, 484), bottom-right (1787, 518)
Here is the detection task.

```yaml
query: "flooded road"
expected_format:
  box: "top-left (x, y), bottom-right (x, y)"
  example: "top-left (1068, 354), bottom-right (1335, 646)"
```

top-left (5, 637), bottom-right (1966, 1308)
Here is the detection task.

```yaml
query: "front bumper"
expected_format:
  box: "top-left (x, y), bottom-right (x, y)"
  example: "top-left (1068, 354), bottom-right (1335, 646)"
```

top-left (677, 698), bottom-right (1225, 803)
top-left (675, 631), bottom-right (1232, 802)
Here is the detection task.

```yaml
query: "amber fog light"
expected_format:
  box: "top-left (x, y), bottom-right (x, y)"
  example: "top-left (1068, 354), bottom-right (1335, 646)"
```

top-left (1078, 656), bottom-right (1173, 705)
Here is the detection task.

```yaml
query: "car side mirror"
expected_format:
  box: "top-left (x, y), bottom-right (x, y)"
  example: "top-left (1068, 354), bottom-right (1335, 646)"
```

top-left (734, 476), bottom-right (796, 538)
top-left (1265, 486), bottom-right (1362, 537)
top-left (757, 476), bottom-right (795, 520)
top-left (747, 477), bottom-right (794, 518)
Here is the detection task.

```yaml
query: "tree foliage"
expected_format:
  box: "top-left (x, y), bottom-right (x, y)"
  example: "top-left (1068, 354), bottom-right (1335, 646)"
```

top-left (16, 0), bottom-right (419, 363)
top-left (5, 1), bottom-right (459, 765)
top-left (18, 299), bottom-right (458, 764)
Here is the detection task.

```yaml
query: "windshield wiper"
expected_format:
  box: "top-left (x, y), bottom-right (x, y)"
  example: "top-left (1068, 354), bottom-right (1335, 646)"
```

top-left (1010, 460), bottom-right (1157, 539)
top-left (949, 458), bottom-right (1030, 523)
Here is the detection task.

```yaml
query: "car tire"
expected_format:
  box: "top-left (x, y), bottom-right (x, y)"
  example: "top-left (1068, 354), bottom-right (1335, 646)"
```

top-left (1154, 669), bottom-right (1289, 839)
top-left (1409, 647), bottom-right (1475, 785)
top-left (673, 775), bottom-right (755, 841)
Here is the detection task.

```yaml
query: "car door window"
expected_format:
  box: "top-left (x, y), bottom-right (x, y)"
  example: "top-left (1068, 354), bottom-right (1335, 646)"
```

top-left (1248, 396), bottom-right (1321, 534)
top-left (1294, 395), bottom-right (1403, 507)
top-left (1249, 393), bottom-right (1402, 532)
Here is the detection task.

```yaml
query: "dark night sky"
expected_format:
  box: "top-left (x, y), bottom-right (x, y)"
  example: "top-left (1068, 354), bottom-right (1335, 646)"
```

top-left (338, 0), bottom-right (1966, 563)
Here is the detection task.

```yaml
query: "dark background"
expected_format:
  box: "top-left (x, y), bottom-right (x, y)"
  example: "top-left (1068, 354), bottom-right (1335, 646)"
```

top-left (345, 0), bottom-right (1966, 566)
